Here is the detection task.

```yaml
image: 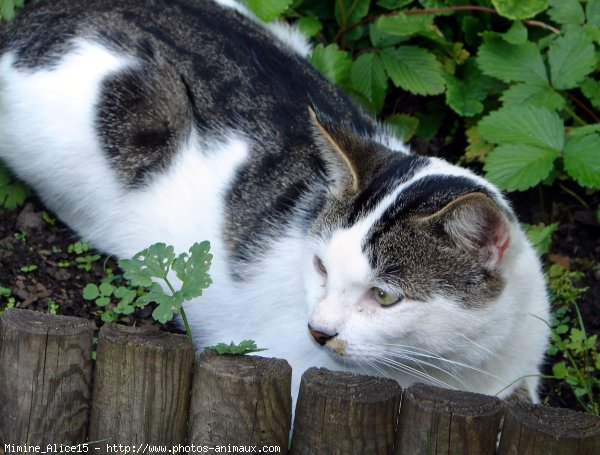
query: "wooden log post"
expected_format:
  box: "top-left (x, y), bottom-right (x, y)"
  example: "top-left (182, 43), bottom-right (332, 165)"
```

top-left (0, 308), bottom-right (95, 445)
top-left (394, 383), bottom-right (503, 455)
top-left (187, 351), bottom-right (292, 451)
top-left (290, 367), bottom-right (402, 455)
top-left (498, 401), bottom-right (600, 455)
top-left (89, 324), bottom-right (194, 450)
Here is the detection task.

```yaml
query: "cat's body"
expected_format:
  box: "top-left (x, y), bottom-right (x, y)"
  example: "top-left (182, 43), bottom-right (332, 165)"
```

top-left (0, 0), bottom-right (549, 405)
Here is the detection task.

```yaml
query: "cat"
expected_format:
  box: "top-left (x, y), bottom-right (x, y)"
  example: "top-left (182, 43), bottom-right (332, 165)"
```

top-left (0, 0), bottom-right (550, 407)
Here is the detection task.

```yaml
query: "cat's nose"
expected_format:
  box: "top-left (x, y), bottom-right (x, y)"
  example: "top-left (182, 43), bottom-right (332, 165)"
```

top-left (308, 324), bottom-right (337, 345)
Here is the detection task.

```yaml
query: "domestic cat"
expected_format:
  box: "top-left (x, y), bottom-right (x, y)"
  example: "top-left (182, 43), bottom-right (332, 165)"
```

top-left (0, 0), bottom-right (550, 407)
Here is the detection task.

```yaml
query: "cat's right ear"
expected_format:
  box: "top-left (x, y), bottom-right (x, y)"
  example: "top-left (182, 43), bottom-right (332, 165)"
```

top-left (309, 106), bottom-right (383, 197)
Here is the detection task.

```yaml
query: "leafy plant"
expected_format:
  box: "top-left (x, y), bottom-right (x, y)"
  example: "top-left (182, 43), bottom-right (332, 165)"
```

top-left (0, 165), bottom-right (28, 210)
top-left (19, 264), bottom-right (37, 273)
top-left (246, 0), bottom-right (599, 196)
top-left (546, 264), bottom-right (599, 415)
top-left (523, 222), bottom-right (558, 256)
top-left (207, 340), bottom-right (267, 355)
top-left (84, 242), bottom-right (212, 339)
top-left (0, 285), bottom-right (16, 313)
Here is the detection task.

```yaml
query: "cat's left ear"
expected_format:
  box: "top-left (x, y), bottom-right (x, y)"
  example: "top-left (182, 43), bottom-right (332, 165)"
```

top-left (418, 192), bottom-right (511, 270)
top-left (309, 106), bottom-right (385, 197)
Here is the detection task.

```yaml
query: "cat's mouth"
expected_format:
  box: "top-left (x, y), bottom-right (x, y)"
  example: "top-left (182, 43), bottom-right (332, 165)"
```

top-left (308, 325), bottom-right (348, 356)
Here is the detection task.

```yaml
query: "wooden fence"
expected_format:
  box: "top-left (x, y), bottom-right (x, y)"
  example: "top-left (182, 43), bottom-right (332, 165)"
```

top-left (0, 308), bottom-right (599, 454)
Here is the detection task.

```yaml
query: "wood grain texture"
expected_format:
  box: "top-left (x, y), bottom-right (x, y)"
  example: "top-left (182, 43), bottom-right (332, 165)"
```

top-left (290, 367), bottom-right (402, 455)
top-left (187, 351), bottom-right (292, 451)
top-left (0, 308), bottom-right (95, 445)
top-left (394, 382), bottom-right (503, 455)
top-left (498, 401), bottom-right (600, 455)
top-left (88, 324), bottom-right (194, 450)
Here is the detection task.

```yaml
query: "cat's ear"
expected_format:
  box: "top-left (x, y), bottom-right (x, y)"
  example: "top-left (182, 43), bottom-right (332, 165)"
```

top-left (309, 106), bottom-right (383, 197)
top-left (418, 192), bottom-right (511, 270)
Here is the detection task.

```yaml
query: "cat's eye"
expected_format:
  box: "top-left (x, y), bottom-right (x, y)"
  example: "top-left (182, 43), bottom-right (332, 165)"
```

top-left (372, 287), bottom-right (402, 306)
top-left (314, 256), bottom-right (327, 275)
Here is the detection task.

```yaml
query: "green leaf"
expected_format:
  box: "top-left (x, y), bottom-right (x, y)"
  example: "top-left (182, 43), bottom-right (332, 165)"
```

top-left (548, 0), bottom-right (585, 25)
top-left (99, 282), bottom-right (114, 297)
top-left (377, 0), bottom-right (414, 9)
top-left (297, 16), bottom-right (322, 38)
top-left (334, 0), bottom-right (370, 29)
top-left (444, 59), bottom-right (489, 117)
top-left (523, 223), bottom-right (558, 256)
top-left (207, 340), bottom-right (267, 355)
top-left (492, 0), bottom-right (549, 20)
top-left (1, 0), bottom-right (16, 21)
top-left (309, 44), bottom-right (352, 88)
top-left (563, 134), bottom-right (600, 188)
top-left (83, 284), bottom-right (100, 300)
top-left (477, 36), bottom-right (548, 84)
top-left (569, 124), bottom-right (600, 137)
top-left (172, 241), bottom-right (213, 300)
top-left (548, 29), bottom-right (597, 89)
top-left (350, 52), bottom-right (387, 112)
top-left (484, 144), bottom-right (559, 191)
top-left (385, 114), bottom-right (419, 142)
top-left (580, 78), bottom-right (600, 110)
top-left (119, 243), bottom-right (175, 287)
top-left (500, 83), bottom-right (565, 110)
top-left (478, 106), bottom-right (564, 150)
top-left (503, 21), bottom-right (528, 44)
top-left (552, 361), bottom-right (568, 379)
top-left (0, 166), bottom-right (28, 210)
top-left (247, 0), bottom-right (292, 22)
top-left (587, 0), bottom-right (600, 27)
top-left (96, 296), bottom-right (111, 307)
top-left (374, 12), bottom-right (434, 37)
top-left (142, 283), bottom-right (184, 323)
top-left (380, 46), bottom-right (445, 96)
top-left (465, 126), bottom-right (494, 163)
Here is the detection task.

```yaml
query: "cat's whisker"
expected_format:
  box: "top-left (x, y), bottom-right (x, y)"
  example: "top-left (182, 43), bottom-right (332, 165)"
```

top-left (381, 353), bottom-right (468, 389)
top-left (456, 332), bottom-right (496, 357)
top-left (382, 345), bottom-right (501, 381)
top-left (375, 355), bottom-right (458, 390)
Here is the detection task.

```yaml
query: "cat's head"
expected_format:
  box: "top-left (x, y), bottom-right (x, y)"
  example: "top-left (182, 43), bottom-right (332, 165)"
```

top-left (304, 107), bottom-right (530, 390)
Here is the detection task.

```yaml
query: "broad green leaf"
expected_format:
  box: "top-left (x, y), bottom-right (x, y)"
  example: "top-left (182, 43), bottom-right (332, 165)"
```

top-left (309, 44), bottom-right (352, 88)
top-left (297, 16), bottom-right (322, 38)
top-left (478, 106), bottom-right (564, 151)
top-left (492, 0), bottom-right (549, 20)
top-left (247, 0), bottom-right (292, 22)
top-left (369, 22), bottom-right (410, 48)
top-left (587, 0), bottom-right (600, 27)
top-left (377, 0), bottom-right (414, 9)
top-left (548, 29), bottom-right (596, 89)
top-left (99, 282), bottom-right (114, 297)
top-left (380, 46), bottom-right (445, 96)
top-left (385, 114), bottom-right (419, 142)
top-left (1, 0), bottom-right (15, 21)
top-left (477, 36), bottom-right (548, 84)
top-left (548, 0), bottom-right (585, 25)
top-left (552, 361), bottom-right (568, 379)
top-left (484, 144), bottom-right (559, 191)
top-left (503, 21), bottom-right (528, 44)
top-left (500, 83), bottom-right (565, 110)
top-left (568, 124), bottom-right (600, 137)
top-left (444, 59), bottom-right (489, 117)
top-left (523, 223), bottom-right (558, 256)
top-left (580, 77), bottom-right (600, 110)
top-left (207, 340), bottom-right (267, 355)
top-left (120, 243), bottom-right (175, 286)
top-left (142, 283), bottom-right (183, 323)
top-left (173, 241), bottom-right (213, 300)
top-left (96, 297), bottom-right (111, 307)
top-left (374, 12), bottom-right (434, 37)
top-left (563, 134), bottom-right (600, 188)
top-left (350, 52), bottom-right (387, 112)
top-left (114, 286), bottom-right (137, 305)
top-left (0, 165), bottom-right (28, 210)
top-left (335, 0), bottom-right (370, 28)
top-left (83, 284), bottom-right (100, 300)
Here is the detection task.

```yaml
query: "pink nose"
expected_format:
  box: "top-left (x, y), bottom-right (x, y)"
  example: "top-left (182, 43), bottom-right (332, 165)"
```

top-left (308, 325), bottom-right (337, 345)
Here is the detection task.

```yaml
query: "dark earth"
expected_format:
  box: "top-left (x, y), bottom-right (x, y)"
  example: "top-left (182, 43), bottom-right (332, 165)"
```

top-left (1, 171), bottom-right (598, 414)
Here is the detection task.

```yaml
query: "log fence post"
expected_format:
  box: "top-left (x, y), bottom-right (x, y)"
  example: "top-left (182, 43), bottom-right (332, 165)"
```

top-left (0, 308), bottom-right (95, 445)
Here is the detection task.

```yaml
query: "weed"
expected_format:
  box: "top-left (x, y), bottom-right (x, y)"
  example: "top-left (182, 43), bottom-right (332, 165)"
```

top-left (47, 299), bottom-right (59, 315)
top-left (546, 264), bottom-right (599, 415)
top-left (20, 264), bottom-right (37, 273)
top-left (0, 285), bottom-right (15, 313)
top-left (207, 340), bottom-right (267, 355)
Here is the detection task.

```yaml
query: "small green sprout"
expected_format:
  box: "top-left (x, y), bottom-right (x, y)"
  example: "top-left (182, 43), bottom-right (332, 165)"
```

top-left (207, 340), bottom-right (267, 355)
top-left (20, 264), bottom-right (37, 273)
